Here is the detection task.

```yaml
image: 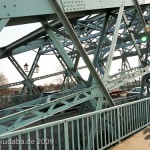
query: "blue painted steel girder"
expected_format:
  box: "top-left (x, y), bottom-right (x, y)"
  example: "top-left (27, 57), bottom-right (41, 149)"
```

top-left (0, 4), bottom-right (150, 56)
top-left (0, 0), bottom-right (149, 20)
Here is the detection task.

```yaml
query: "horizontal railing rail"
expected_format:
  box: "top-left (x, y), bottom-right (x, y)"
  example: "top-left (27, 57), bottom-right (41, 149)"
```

top-left (0, 97), bottom-right (149, 150)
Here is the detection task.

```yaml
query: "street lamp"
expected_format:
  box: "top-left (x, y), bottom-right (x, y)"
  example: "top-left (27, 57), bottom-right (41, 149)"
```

top-left (35, 64), bottom-right (39, 73)
top-left (24, 63), bottom-right (40, 73)
top-left (24, 63), bottom-right (29, 72)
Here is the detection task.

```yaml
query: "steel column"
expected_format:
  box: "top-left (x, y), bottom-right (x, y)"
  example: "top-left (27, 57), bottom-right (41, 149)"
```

top-left (123, 12), bottom-right (142, 61)
top-left (88, 12), bottom-right (110, 85)
top-left (133, 0), bottom-right (150, 41)
top-left (103, 5), bottom-right (124, 80)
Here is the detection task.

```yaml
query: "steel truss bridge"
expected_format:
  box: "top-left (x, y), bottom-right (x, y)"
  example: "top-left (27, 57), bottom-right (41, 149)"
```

top-left (0, 0), bottom-right (150, 149)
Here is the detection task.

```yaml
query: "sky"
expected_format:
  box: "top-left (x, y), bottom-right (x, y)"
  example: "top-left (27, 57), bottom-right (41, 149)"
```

top-left (0, 23), bottom-right (90, 86)
top-left (0, 23), bottom-right (139, 87)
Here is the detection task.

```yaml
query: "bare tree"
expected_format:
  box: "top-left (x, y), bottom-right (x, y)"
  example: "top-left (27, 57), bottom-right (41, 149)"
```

top-left (0, 73), bottom-right (11, 97)
top-left (0, 73), bottom-right (8, 86)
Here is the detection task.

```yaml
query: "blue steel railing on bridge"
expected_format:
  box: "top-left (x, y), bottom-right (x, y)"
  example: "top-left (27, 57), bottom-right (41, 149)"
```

top-left (0, 98), bottom-right (149, 150)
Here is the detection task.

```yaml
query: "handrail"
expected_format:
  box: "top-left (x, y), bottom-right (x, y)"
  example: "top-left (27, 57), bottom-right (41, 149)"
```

top-left (0, 97), bottom-right (149, 150)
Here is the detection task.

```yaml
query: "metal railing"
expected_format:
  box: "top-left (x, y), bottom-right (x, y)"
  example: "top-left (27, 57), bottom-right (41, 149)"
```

top-left (0, 97), bottom-right (149, 150)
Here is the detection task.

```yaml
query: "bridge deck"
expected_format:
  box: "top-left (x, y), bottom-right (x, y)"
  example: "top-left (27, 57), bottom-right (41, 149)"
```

top-left (111, 127), bottom-right (150, 150)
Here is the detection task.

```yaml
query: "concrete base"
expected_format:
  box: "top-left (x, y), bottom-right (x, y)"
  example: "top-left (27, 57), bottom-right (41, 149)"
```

top-left (110, 127), bottom-right (150, 150)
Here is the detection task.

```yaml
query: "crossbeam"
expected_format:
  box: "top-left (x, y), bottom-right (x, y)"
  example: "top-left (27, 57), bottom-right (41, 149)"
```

top-left (0, 85), bottom-right (101, 134)
top-left (0, 0), bottom-right (149, 22)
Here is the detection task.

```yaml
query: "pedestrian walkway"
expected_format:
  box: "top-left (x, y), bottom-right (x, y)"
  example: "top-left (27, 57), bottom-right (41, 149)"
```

top-left (111, 127), bottom-right (150, 150)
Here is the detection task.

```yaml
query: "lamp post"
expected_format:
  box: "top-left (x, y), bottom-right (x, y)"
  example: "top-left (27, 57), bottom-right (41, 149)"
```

top-left (24, 63), bottom-right (40, 73)
top-left (24, 63), bottom-right (29, 72)
top-left (35, 64), bottom-right (39, 73)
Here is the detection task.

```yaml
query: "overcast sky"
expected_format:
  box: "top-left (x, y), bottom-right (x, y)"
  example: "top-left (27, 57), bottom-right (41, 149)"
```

top-left (0, 23), bottom-right (138, 87)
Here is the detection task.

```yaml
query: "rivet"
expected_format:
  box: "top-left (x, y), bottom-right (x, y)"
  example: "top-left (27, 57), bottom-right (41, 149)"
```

top-left (3, 5), bottom-right (6, 8)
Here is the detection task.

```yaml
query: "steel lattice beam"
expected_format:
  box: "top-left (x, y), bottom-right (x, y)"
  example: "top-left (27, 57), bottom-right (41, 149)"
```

top-left (0, 85), bottom-right (101, 134)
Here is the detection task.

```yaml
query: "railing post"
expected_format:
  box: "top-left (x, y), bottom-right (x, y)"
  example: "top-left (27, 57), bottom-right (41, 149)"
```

top-left (8, 137), bottom-right (12, 150)
top-left (117, 107), bottom-right (121, 143)
top-left (64, 120), bottom-right (69, 150)
top-left (146, 99), bottom-right (149, 126)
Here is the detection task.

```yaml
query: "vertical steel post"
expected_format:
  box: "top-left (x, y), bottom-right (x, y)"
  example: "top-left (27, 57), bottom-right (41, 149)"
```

top-left (117, 107), bottom-right (121, 143)
top-left (123, 13), bottom-right (142, 61)
top-left (133, 0), bottom-right (150, 41)
top-left (64, 120), bottom-right (69, 150)
top-left (103, 5), bottom-right (124, 80)
top-left (133, 0), bottom-right (150, 94)
top-left (88, 12), bottom-right (110, 85)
